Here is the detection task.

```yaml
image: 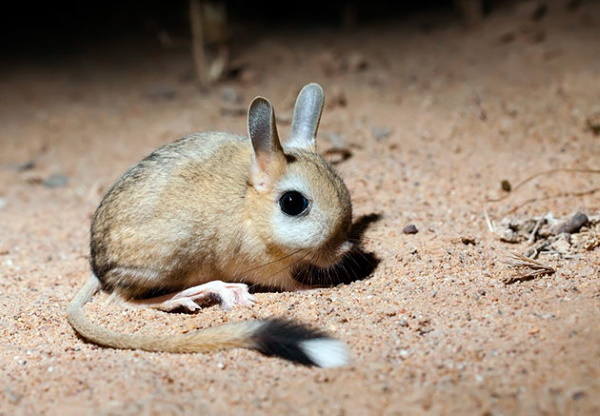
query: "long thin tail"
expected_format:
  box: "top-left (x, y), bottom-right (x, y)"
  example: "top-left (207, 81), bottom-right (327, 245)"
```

top-left (66, 275), bottom-right (349, 367)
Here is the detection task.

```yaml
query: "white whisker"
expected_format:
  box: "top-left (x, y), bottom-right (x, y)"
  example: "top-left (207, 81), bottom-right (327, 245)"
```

top-left (239, 248), bottom-right (305, 276)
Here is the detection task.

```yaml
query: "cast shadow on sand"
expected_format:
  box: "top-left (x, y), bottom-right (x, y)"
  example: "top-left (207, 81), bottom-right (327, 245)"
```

top-left (291, 213), bottom-right (382, 287)
top-left (248, 213), bottom-right (381, 294)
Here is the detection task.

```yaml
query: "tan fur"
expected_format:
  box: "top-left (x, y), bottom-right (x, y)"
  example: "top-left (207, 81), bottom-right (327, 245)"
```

top-left (68, 83), bottom-right (353, 358)
top-left (67, 274), bottom-right (262, 353)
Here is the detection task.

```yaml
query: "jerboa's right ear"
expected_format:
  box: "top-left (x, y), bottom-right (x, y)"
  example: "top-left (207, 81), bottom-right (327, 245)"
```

top-left (287, 83), bottom-right (324, 152)
top-left (248, 96), bottom-right (286, 192)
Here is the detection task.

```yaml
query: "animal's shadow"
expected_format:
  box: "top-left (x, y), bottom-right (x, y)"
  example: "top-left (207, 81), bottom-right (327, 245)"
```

top-left (251, 213), bottom-right (382, 293)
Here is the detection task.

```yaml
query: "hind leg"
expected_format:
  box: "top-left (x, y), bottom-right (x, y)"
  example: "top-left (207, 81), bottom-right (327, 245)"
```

top-left (129, 281), bottom-right (254, 312)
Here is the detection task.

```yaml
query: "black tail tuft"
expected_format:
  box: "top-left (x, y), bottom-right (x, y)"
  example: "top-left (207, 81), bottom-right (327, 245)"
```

top-left (252, 318), bottom-right (348, 367)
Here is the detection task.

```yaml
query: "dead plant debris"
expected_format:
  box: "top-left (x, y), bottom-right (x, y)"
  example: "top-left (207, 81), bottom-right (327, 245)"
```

top-left (494, 212), bottom-right (599, 257)
top-left (503, 252), bottom-right (556, 284)
top-left (490, 212), bottom-right (599, 284)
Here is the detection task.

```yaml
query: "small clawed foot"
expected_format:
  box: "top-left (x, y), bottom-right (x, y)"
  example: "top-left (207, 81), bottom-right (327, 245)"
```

top-left (145, 281), bottom-right (254, 312)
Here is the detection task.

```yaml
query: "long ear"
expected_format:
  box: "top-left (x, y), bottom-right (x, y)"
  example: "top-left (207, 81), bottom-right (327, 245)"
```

top-left (287, 83), bottom-right (324, 151)
top-left (248, 97), bottom-right (286, 191)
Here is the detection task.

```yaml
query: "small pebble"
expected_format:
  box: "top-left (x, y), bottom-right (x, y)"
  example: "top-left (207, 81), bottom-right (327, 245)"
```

top-left (403, 224), bottom-right (419, 234)
top-left (371, 126), bottom-right (393, 141)
top-left (322, 132), bottom-right (347, 149)
top-left (555, 212), bottom-right (589, 235)
top-left (16, 160), bottom-right (36, 172)
top-left (220, 86), bottom-right (240, 103)
top-left (461, 236), bottom-right (477, 245)
top-left (43, 174), bottom-right (68, 188)
top-left (586, 112), bottom-right (600, 135)
top-left (501, 179), bottom-right (511, 192)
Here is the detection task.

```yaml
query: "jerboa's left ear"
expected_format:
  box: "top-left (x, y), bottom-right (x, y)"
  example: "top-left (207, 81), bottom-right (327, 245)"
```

top-left (286, 83), bottom-right (324, 152)
top-left (248, 96), bottom-right (286, 191)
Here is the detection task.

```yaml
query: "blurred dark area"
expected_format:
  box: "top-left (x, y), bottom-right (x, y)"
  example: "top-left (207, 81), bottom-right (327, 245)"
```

top-left (1, 0), bottom-right (488, 60)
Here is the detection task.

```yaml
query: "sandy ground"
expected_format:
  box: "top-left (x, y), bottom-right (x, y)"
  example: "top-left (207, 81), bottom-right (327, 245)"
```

top-left (1, 1), bottom-right (599, 415)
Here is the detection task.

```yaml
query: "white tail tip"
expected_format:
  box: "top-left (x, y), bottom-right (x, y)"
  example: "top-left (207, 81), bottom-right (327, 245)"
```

top-left (299, 338), bottom-right (350, 368)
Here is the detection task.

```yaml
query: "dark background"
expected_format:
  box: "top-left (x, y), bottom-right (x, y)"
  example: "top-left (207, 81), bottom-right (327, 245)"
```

top-left (3, 0), bottom-right (497, 57)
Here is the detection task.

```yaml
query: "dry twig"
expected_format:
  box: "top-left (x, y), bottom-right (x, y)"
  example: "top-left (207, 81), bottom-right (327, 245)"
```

top-left (502, 252), bottom-right (556, 284)
top-left (486, 168), bottom-right (600, 203)
top-left (528, 215), bottom-right (545, 244)
top-left (483, 206), bottom-right (495, 233)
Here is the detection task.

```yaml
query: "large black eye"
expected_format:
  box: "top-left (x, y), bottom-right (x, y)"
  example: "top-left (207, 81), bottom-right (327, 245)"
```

top-left (279, 191), bottom-right (309, 216)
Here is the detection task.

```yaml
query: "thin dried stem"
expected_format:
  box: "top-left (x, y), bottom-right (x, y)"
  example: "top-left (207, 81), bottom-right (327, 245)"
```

top-left (486, 168), bottom-right (600, 203)
top-left (502, 252), bottom-right (555, 284)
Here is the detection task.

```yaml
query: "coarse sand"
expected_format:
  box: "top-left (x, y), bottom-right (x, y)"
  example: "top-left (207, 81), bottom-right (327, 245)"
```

top-left (1, 2), bottom-right (599, 415)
